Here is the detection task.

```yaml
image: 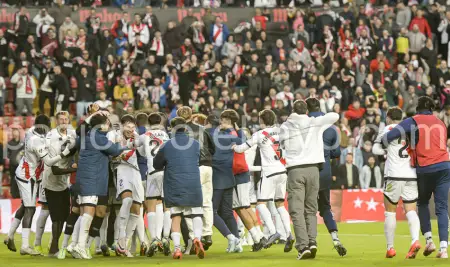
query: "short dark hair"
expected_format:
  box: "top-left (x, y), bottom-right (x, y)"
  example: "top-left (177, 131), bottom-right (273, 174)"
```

top-left (34, 114), bottom-right (51, 135)
top-left (293, 100), bottom-right (308, 115)
top-left (220, 109), bottom-right (240, 124)
top-left (206, 115), bottom-right (219, 127)
top-left (417, 96), bottom-right (435, 112)
top-left (170, 117), bottom-right (186, 129)
top-left (121, 114), bottom-right (136, 125)
top-left (148, 113), bottom-right (162, 126)
top-left (259, 110), bottom-right (276, 126)
top-left (306, 98), bottom-right (320, 112)
top-left (90, 113), bottom-right (108, 128)
top-left (136, 113), bottom-right (148, 127)
top-left (387, 107), bottom-right (403, 121)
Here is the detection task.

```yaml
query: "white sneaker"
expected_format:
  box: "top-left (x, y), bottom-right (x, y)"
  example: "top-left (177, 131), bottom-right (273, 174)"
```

top-left (234, 238), bottom-right (243, 253)
top-left (424, 242), bottom-right (436, 257)
top-left (67, 243), bottom-right (80, 259)
top-left (437, 249), bottom-right (448, 259)
top-left (73, 245), bottom-right (90, 259)
top-left (95, 247), bottom-right (102, 255)
top-left (240, 237), bottom-right (248, 246)
top-left (227, 237), bottom-right (237, 253)
top-left (20, 247), bottom-right (41, 256)
top-left (86, 249), bottom-right (92, 259)
top-left (184, 239), bottom-right (193, 255)
top-left (57, 248), bottom-right (67, 259)
top-left (124, 250), bottom-right (134, 258)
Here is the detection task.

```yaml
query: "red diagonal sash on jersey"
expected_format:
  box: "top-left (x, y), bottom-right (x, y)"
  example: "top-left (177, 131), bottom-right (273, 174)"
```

top-left (213, 26), bottom-right (222, 42)
top-left (145, 132), bottom-right (163, 145)
top-left (261, 131), bottom-right (286, 165)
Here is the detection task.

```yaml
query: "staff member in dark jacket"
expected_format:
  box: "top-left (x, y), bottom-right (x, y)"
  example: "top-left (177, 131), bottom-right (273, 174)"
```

top-left (7, 128), bottom-right (24, 198)
top-left (306, 98), bottom-right (347, 257)
top-left (76, 67), bottom-right (96, 118)
top-left (50, 65), bottom-right (71, 113)
top-left (337, 154), bottom-right (360, 189)
top-left (71, 114), bottom-right (126, 259)
top-left (210, 110), bottom-right (243, 253)
top-left (177, 106), bottom-right (216, 249)
top-left (153, 117), bottom-right (205, 260)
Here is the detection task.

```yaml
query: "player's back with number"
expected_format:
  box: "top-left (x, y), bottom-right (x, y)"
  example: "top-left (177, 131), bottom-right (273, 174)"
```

top-left (142, 128), bottom-right (170, 173)
top-left (382, 124), bottom-right (416, 179)
top-left (16, 127), bottom-right (47, 181)
top-left (254, 126), bottom-right (285, 175)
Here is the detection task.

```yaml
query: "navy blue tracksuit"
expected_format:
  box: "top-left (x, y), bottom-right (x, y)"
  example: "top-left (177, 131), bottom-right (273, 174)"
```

top-left (309, 112), bottom-right (341, 233)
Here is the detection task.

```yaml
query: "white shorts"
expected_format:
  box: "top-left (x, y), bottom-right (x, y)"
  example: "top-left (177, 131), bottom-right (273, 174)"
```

top-left (170, 206), bottom-right (203, 218)
top-left (37, 182), bottom-right (47, 204)
top-left (16, 176), bottom-right (38, 207)
top-left (78, 195), bottom-right (98, 206)
top-left (233, 182), bottom-right (251, 209)
top-left (116, 168), bottom-right (145, 204)
top-left (257, 172), bottom-right (287, 202)
top-left (383, 179), bottom-right (418, 204)
top-left (146, 171), bottom-right (164, 200)
top-left (249, 175), bottom-right (257, 205)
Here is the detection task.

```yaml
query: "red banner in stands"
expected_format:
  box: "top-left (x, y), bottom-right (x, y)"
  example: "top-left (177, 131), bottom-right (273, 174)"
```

top-left (0, 7), bottom-right (289, 30)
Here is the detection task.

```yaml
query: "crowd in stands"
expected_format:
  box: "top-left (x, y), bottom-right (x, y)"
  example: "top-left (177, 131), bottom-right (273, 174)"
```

top-left (2, 0), bottom-right (450, 197)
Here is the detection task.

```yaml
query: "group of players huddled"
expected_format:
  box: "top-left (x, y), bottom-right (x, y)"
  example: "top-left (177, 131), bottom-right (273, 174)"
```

top-left (5, 97), bottom-right (447, 261)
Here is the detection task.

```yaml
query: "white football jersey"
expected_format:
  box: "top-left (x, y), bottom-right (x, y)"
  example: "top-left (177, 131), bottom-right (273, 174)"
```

top-left (246, 126), bottom-right (286, 176)
top-left (107, 130), bottom-right (140, 171)
top-left (140, 127), bottom-right (170, 174)
top-left (42, 128), bottom-right (77, 191)
top-left (376, 124), bottom-right (416, 179)
top-left (16, 127), bottom-right (47, 181)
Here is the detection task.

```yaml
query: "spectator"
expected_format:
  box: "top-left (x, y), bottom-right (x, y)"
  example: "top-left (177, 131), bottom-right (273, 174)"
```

top-left (7, 128), bottom-right (24, 199)
top-left (59, 17), bottom-right (79, 44)
top-left (409, 9), bottom-right (432, 39)
top-left (337, 154), bottom-right (360, 189)
top-left (407, 24), bottom-right (427, 55)
top-left (111, 12), bottom-right (130, 39)
top-left (50, 65), bottom-right (71, 113)
top-left (32, 8), bottom-right (55, 37)
top-left (76, 67), bottom-right (96, 117)
top-left (359, 155), bottom-right (382, 189)
top-left (210, 16), bottom-right (229, 58)
top-left (38, 59), bottom-right (55, 116)
top-left (143, 6), bottom-right (160, 33)
top-left (11, 66), bottom-right (37, 116)
top-left (345, 100), bottom-right (366, 129)
top-left (114, 77), bottom-right (133, 101)
top-left (0, 75), bottom-right (5, 116)
top-left (13, 6), bottom-right (30, 49)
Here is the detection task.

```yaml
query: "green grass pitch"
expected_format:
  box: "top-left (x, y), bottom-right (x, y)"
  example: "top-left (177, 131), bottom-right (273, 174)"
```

top-left (1, 221), bottom-right (448, 267)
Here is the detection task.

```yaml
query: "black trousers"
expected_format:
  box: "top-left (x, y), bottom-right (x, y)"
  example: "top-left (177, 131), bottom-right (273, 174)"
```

top-left (46, 188), bottom-right (70, 223)
top-left (39, 91), bottom-right (55, 117)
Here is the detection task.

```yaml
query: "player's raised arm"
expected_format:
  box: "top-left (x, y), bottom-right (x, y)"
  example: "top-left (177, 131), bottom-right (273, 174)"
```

top-left (233, 132), bottom-right (256, 153)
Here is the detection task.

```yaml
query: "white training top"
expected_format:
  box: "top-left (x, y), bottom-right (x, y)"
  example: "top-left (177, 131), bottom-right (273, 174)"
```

top-left (42, 128), bottom-right (76, 191)
top-left (373, 123), bottom-right (416, 179)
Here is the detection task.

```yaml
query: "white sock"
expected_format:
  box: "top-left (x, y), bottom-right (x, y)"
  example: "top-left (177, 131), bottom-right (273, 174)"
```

top-left (62, 234), bottom-right (71, 249)
top-left (100, 214), bottom-right (109, 246)
top-left (119, 198), bottom-right (133, 240)
top-left (130, 232), bottom-right (137, 253)
top-left (135, 214), bottom-right (147, 243)
top-left (384, 212), bottom-right (396, 250)
top-left (256, 226), bottom-right (264, 240)
top-left (440, 241), bottom-right (448, 249)
top-left (95, 236), bottom-right (100, 249)
top-left (70, 216), bottom-right (82, 247)
top-left (21, 228), bottom-right (30, 249)
top-left (87, 236), bottom-right (95, 249)
top-left (237, 216), bottom-right (245, 238)
top-left (269, 201), bottom-right (285, 239)
top-left (192, 216), bottom-right (203, 240)
top-left (249, 227), bottom-right (261, 243)
top-left (163, 210), bottom-right (172, 238)
top-left (34, 209), bottom-right (49, 247)
top-left (126, 213), bottom-right (139, 240)
top-left (226, 234), bottom-right (236, 242)
top-left (155, 204), bottom-right (164, 239)
top-left (185, 217), bottom-right (194, 240)
top-left (8, 218), bottom-right (21, 239)
top-left (405, 210), bottom-right (420, 244)
top-left (424, 231), bottom-right (433, 244)
top-left (147, 212), bottom-right (156, 240)
top-left (277, 206), bottom-right (292, 236)
top-left (257, 204), bottom-right (276, 235)
top-left (331, 231), bottom-right (339, 241)
top-left (78, 213), bottom-right (94, 249)
top-left (171, 232), bottom-right (181, 249)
